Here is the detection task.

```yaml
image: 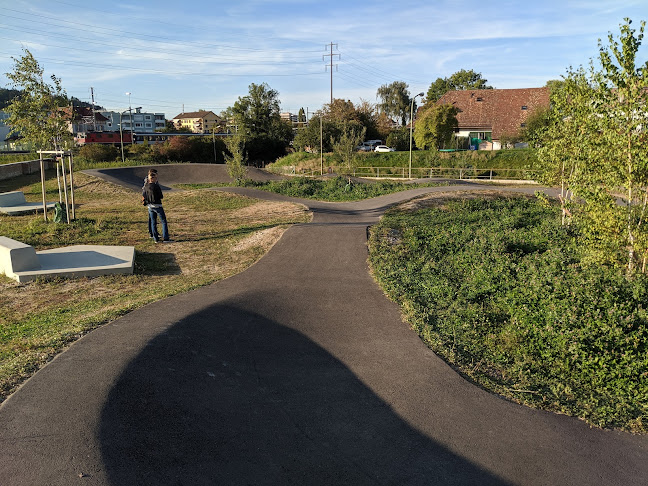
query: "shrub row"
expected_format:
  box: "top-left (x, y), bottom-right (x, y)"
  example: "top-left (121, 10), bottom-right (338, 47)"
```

top-left (368, 196), bottom-right (648, 431)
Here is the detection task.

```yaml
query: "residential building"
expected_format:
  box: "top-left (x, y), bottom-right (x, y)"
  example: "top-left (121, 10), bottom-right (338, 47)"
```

top-left (100, 108), bottom-right (166, 133)
top-left (63, 106), bottom-right (110, 134)
top-left (436, 87), bottom-right (550, 149)
top-left (280, 112), bottom-right (298, 124)
top-left (172, 110), bottom-right (221, 133)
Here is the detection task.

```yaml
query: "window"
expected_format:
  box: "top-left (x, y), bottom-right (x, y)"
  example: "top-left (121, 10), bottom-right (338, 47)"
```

top-left (145, 115), bottom-right (152, 120)
top-left (521, 105), bottom-right (528, 110)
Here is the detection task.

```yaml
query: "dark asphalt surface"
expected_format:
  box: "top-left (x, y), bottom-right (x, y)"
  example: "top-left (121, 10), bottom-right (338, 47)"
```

top-left (1, 173), bottom-right (646, 485)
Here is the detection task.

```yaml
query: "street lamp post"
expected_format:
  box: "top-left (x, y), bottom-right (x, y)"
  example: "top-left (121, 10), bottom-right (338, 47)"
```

top-left (126, 92), bottom-right (134, 145)
top-left (409, 92), bottom-right (425, 179)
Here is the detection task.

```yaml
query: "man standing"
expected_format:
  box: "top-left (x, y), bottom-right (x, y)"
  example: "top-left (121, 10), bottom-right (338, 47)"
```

top-left (142, 170), bottom-right (171, 243)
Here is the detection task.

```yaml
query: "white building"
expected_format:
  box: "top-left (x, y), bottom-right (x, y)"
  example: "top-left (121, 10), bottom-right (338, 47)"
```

top-left (100, 108), bottom-right (166, 133)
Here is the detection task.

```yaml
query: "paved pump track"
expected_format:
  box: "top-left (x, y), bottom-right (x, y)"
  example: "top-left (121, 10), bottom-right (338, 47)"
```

top-left (0, 168), bottom-right (646, 485)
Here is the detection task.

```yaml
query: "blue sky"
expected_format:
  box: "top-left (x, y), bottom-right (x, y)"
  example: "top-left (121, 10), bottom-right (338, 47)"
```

top-left (1, 0), bottom-right (646, 118)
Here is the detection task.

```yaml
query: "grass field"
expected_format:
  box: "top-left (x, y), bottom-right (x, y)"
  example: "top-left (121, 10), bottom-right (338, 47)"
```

top-left (0, 170), bottom-right (310, 402)
top-left (368, 192), bottom-right (648, 432)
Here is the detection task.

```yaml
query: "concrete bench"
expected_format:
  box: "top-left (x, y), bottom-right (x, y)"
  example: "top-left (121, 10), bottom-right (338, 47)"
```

top-left (0, 236), bottom-right (135, 283)
top-left (0, 191), bottom-right (57, 216)
top-left (0, 236), bottom-right (41, 278)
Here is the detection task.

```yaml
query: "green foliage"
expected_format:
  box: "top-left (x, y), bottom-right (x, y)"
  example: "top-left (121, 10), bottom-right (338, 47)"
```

top-left (293, 115), bottom-right (350, 155)
top-left (369, 196), bottom-right (648, 431)
top-left (414, 104), bottom-right (459, 149)
top-left (538, 18), bottom-right (648, 274)
top-left (78, 144), bottom-right (119, 162)
top-left (385, 127), bottom-right (412, 151)
top-left (0, 88), bottom-right (21, 110)
top-left (519, 105), bottom-right (551, 146)
top-left (331, 123), bottom-right (366, 174)
top-left (376, 81), bottom-right (413, 126)
top-left (427, 69), bottom-right (493, 102)
top-left (248, 176), bottom-right (429, 201)
top-left (224, 133), bottom-right (248, 183)
top-left (4, 49), bottom-right (72, 151)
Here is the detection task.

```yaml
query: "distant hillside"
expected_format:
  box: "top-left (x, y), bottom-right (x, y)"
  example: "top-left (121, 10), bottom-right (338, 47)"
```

top-left (0, 88), bottom-right (20, 110)
top-left (0, 89), bottom-right (103, 111)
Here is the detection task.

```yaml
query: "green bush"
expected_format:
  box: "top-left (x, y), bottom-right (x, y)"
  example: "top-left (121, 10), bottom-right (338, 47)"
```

top-left (78, 144), bottom-right (119, 162)
top-left (369, 196), bottom-right (648, 431)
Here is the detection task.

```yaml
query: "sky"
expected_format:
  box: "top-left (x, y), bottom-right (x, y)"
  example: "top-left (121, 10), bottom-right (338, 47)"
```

top-left (1, 0), bottom-right (647, 119)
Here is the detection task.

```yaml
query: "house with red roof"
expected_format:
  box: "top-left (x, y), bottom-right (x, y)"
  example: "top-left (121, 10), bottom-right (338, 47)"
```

top-left (436, 87), bottom-right (550, 149)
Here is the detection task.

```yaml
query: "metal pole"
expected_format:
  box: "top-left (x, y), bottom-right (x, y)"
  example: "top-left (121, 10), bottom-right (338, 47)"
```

top-left (39, 151), bottom-right (47, 221)
top-left (120, 112), bottom-right (125, 163)
top-left (320, 116), bottom-right (323, 175)
top-left (409, 98), bottom-right (414, 179)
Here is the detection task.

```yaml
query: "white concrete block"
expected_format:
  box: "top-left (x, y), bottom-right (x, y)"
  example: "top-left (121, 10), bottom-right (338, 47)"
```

top-left (0, 236), bottom-right (40, 277)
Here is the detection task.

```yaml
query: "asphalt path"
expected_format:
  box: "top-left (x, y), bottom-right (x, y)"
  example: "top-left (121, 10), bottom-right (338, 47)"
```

top-left (1, 177), bottom-right (646, 485)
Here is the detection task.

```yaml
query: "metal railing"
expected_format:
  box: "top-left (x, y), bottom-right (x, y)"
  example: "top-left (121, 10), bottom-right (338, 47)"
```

top-left (269, 165), bottom-right (539, 182)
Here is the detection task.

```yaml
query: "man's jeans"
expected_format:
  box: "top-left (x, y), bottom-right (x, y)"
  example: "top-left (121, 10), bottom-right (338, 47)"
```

top-left (148, 205), bottom-right (169, 241)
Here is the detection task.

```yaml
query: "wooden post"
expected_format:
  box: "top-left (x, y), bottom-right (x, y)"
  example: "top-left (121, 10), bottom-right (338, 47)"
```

top-left (56, 162), bottom-right (63, 203)
top-left (68, 153), bottom-right (76, 220)
top-left (39, 152), bottom-right (47, 221)
top-left (60, 155), bottom-right (71, 224)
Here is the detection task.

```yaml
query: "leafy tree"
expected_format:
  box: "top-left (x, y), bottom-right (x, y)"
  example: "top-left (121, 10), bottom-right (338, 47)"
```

top-left (427, 69), bottom-right (493, 102)
top-left (321, 98), bottom-right (360, 123)
top-left (376, 81), bottom-right (412, 126)
top-left (224, 132), bottom-right (248, 183)
top-left (298, 107), bottom-right (306, 123)
top-left (229, 83), bottom-right (292, 162)
top-left (232, 82), bottom-right (282, 136)
top-left (331, 122), bottom-right (366, 175)
top-left (4, 49), bottom-right (71, 151)
top-left (413, 104), bottom-right (459, 150)
top-left (292, 115), bottom-right (341, 153)
top-left (385, 127), bottom-right (411, 151)
top-left (538, 18), bottom-right (648, 273)
top-left (354, 99), bottom-right (380, 140)
top-left (520, 105), bottom-right (551, 146)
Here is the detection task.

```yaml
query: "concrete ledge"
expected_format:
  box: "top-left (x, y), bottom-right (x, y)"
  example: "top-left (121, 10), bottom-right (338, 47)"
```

top-left (0, 191), bottom-right (57, 215)
top-left (0, 236), bottom-right (40, 275)
top-left (10, 245), bottom-right (135, 283)
top-left (0, 238), bottom-right (135, 283)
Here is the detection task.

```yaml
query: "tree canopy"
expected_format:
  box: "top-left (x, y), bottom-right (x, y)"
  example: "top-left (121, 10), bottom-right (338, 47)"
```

top-left (413, 103), bottom-right (459, 150)
top-left (229, 82), bottom-right (293, 162)
top-left (376, 81), bottom-right (413, 126)
top-left (4, 49), bottom-right (71, 151)
top-left (427, 69), bottom-right (493, 102)
top-left (538, 18), bottom-right (648, 274)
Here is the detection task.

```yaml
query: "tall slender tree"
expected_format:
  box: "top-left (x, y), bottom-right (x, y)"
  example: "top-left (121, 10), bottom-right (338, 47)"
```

top-left (538, 18), bottom-right (648, 273)
top-left (4, 49), bottom-right (71, 150)
top-left (376, 81), bottom-right (412, 126)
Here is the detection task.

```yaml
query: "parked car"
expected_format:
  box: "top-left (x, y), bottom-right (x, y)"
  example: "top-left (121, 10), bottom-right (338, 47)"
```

top-left (374, 145), bottom-right (395, 152)
top-left (356, 144), bottom-right (373, 152)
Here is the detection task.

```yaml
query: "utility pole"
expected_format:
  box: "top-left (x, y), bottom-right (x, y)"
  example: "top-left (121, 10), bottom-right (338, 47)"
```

top-left (323, 43), bottom-right (339, 104)
top-left (90, 87), bottom-right (97, 131)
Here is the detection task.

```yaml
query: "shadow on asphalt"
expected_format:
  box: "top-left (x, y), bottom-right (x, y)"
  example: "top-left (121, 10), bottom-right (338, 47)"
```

top-left (99, 302), bottom-right (510, 485)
